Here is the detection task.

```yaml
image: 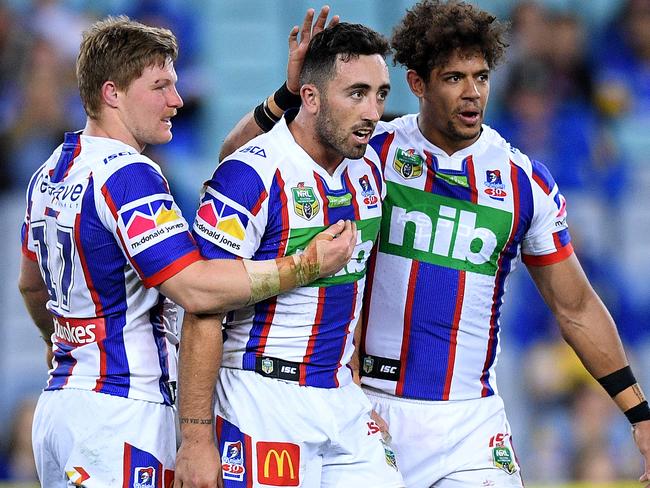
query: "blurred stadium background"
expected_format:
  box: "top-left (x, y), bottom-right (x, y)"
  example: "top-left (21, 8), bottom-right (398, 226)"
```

top-left (1, 0), bottom-right (649, 486)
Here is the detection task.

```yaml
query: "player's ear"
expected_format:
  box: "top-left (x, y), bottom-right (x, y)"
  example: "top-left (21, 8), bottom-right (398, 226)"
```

top-left (101, 80), bottom-right (120, 109)
top-left (300, 84), bottom-right (320, 115)
top-left (406, 70), bottom-right (426, 98)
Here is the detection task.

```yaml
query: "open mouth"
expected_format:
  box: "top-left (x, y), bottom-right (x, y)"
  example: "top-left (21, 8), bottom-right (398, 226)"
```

top-left (458, 110), bottom-right (480, 126)
top-left (352, 127), bottom-right (374, 144)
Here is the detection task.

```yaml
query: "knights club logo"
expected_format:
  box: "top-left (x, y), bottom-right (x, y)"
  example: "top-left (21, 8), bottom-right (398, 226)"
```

top-left (222, 440), bottom-right (246, 481)
top-left (291, 182), bottom-right (320, 220)
top-left (358, 175), bottom-right (378, 209)
top-left (393, 148), bottom-right (424, 179)
top-left (133, 466), bottom-right (155, 487)
top-left (484, 169), bottom-right (508, 201)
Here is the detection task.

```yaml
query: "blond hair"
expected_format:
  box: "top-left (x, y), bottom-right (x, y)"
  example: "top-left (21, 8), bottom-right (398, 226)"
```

top-left (76, 15), bottom-right (178, 119)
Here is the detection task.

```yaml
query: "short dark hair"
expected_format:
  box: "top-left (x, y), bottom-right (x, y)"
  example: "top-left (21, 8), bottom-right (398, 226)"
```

top-left (391, 0), bottom-right (508, 82)
top-left (77, 15), bottom-right (178, 120)
top-left (300, 22), bottom-right (390, 88)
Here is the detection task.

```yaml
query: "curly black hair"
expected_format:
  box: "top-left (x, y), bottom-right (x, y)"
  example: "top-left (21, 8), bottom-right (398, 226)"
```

top-left (300, 22), bottom-right (390, 88)
top-left (392, 0), bottom-right (508, 81)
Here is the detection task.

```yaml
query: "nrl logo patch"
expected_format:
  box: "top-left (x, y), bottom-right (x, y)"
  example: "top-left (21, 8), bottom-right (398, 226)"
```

top-left (362, 356), bottom-right (374, 374)
top-left (393, 148), bottom-right (424, 179)
top-left (261, 357), bottom-right (274, 375)
top-left (292, 182), bottom-right (320, 220)
top-left (492, 446), bottom-right (517, 475)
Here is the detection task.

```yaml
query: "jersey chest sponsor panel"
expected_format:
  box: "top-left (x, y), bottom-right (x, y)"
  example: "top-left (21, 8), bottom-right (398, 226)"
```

top-left (194, 119), bottom-right (383, 388)
top-left (21, 132), bottom-right (199, 404)
top-left (362, 116), bottom-right (572, 400)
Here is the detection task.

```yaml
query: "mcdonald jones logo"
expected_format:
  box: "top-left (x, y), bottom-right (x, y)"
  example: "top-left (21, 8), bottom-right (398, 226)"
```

top-left (256, 441), bottom-right (300, 486)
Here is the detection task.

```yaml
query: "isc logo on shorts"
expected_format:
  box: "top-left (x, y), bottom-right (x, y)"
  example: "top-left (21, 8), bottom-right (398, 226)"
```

top-left (119, 195), bottom-right (187, 256)
top-left (256, 441), bottom-right (300, 486)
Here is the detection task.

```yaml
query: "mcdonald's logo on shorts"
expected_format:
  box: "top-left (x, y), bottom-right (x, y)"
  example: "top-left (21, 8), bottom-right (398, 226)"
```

top-left (256, 441), bottom-right (300, 486)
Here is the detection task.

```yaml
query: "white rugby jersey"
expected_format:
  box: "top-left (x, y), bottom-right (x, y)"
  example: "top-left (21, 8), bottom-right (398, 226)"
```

top-left (21, 132), bottom-right (201, 405)
top-left (193, 115), bottom-right (384, 388)
top-left (361, 115), bottom-right (573, 401)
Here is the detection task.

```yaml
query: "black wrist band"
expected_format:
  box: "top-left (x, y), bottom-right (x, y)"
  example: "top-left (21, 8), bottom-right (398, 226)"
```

top-left (273, 82), bottom-right (301, 111)
top-left (625, 401), bottom-right (650, 424)
top-left (253, 100), bottom-right (278, 133)
top-left (597, 365), bottom-right (636, 397)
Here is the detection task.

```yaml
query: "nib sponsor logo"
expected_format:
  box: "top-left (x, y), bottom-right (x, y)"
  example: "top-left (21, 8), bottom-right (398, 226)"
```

top-left (195, 195), bottom-right (249, 252)
top-left (119, 197), bottom-right (187, 254)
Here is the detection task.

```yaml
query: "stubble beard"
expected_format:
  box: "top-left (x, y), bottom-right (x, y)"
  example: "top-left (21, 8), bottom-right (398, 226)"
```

top-left (315, 105), bottom-right (366, 161)
top-left (446, 119), bottom-right (481, 144)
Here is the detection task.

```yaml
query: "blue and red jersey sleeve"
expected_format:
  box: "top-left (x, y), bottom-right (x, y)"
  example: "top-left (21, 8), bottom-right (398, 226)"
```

top-left (192, 159), bottom-right (268, 260)
top-left (521, 160), bottom-right (573, 266)
top-left (101, 162), bottom-right (201, 288)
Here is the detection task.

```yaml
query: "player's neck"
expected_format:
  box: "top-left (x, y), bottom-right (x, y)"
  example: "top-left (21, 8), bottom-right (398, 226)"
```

top-left (417, 113), bottom-right (478, 156)
top-left (82, 117), bottom-right (145, 153)
top-left (289, 111), bottom-right (343, 175)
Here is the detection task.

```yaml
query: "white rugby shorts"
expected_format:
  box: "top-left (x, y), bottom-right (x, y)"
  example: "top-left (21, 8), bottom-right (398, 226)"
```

top-left (215, 368), bottom-right (405, 487)
top-left (364, 388), bottom-right (524, 488)
top-left (32, 389), bottom-right (176, 487)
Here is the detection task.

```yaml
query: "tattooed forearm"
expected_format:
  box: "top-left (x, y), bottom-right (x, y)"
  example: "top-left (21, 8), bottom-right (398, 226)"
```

top-left (179, 417), bottom-right (213, 425)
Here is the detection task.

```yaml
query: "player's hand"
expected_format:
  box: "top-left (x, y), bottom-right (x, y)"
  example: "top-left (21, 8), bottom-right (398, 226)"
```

top-left (633, 420), bottom-right (650, 487)
top-left (287, 5), bottom-right (339, 94)
top-left (174, 440), bottom-right (223, 488)
top-left (308, 219), bottom-right (357, 278)
top-left (370, 409), bottom-right (389, 437)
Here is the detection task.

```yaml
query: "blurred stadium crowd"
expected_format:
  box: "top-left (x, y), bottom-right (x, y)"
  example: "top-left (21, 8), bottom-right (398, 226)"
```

top-left (0, 0), bottom-right (649, 485)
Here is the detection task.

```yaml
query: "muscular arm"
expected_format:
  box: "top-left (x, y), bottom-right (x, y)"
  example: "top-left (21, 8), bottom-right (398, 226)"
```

top-left (18, 256), bottom-right (54, 367)
top-left (159, 259), bottom-right (251, 315)
top-left (160, 220), bottom-right (356, 315)
top-left (175, 312), bottom-right (224, 488)
top-left (529, 254), bottom-right (650, 485)
top-left (527, 254), bottom-right (627, 377)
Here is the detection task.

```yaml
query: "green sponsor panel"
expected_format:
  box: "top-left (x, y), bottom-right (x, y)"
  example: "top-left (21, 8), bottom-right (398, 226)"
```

top-left (327, 193), bottom-right (352, 208)
top-left (286, 217), bottom-right (381, 286)
top-left (380, 181), bottom-right (512, 276)
top-left (437, 171), bottom-right (469, 188)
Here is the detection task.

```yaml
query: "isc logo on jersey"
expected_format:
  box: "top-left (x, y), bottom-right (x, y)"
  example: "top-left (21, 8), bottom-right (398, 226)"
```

top-left (194, 189), bottom-right (248, 252)
top-left (380, 182), bottom-right (512, 276)
top-left (119, 196), bottom-right (187, 255)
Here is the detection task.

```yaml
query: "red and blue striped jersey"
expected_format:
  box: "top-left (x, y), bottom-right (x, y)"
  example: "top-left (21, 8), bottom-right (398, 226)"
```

top-left (21, 132), bottom-right (201, 405)
top-left (361, 115), bottom-right (573, 401)
top-left (193, 118), bottom-right (384, 388)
